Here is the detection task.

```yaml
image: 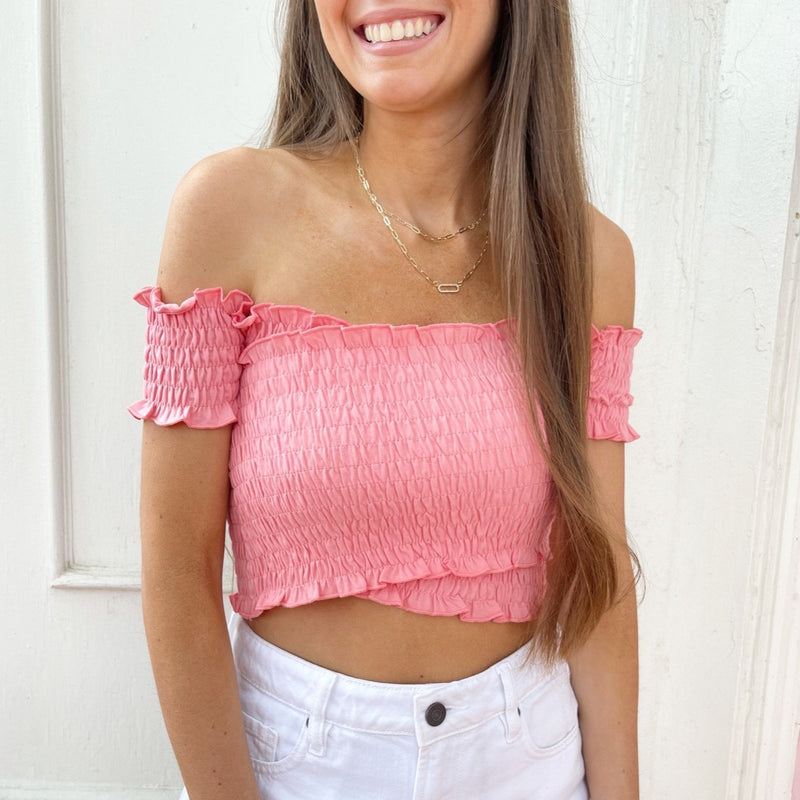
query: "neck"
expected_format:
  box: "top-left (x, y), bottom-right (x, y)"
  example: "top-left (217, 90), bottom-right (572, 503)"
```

top-left (356, 105), bottom-right (489, 233)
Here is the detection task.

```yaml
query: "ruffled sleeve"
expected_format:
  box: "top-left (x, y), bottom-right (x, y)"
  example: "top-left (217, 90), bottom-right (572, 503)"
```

top-left (587, 325), bottom-right (643, 442)
top-left (127, 286), bottom-right (253, 428)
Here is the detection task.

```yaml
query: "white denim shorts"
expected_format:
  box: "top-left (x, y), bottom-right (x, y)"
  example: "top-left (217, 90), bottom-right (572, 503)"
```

top-left (179, 613), bottom-right (587, 800)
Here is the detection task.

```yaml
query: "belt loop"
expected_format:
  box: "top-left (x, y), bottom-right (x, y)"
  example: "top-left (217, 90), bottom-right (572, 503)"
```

top-left (307, 673), bottom-right (336, 757)
top-left (498, 664), bottom-right (522, 743)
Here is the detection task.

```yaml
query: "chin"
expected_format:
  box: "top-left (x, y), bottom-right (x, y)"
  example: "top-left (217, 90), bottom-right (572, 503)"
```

top-left (361, 81), bottom-right (441, 115)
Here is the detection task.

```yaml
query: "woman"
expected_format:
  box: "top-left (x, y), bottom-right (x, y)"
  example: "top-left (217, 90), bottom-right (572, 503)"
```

top-left (130, 1), bottom-right (641, 798)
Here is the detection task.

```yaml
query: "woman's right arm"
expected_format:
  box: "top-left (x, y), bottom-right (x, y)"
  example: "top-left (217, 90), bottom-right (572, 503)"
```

top-left (138, 150), bottom-right (269, 799)
top-left (140, 421), bottom-right (260, 800)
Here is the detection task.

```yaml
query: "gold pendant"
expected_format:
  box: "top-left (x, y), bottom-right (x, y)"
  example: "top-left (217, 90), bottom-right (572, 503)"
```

top-left (437, 283), bottom-right (461, 294)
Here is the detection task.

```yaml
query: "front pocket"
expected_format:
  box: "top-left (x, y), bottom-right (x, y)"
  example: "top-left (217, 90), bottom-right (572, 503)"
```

top-left (242, 712), bottom-right (279, 763)
top-left (518, 669), bottom-right (581, 757)
top-left (241, 706), bottom-right (311, 776)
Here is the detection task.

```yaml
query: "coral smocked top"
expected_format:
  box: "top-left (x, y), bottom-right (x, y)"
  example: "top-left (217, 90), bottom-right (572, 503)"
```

top-left (129, 286), bottom-right (642, 623)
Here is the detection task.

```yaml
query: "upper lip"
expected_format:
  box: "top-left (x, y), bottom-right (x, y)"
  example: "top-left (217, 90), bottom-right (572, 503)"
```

top-left (353, 8), bottom-right (444, 28)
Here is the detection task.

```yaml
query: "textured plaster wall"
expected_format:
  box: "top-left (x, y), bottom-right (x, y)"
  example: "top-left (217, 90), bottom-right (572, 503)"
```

top-left (575, 1), bottom-right (800, 796)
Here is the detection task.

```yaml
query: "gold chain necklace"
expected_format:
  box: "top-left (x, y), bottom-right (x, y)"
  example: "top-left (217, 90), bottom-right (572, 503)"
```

top-left (352, 141), bottom-right (489, 294)
top-left (386, 205), bottom-right (487, 242)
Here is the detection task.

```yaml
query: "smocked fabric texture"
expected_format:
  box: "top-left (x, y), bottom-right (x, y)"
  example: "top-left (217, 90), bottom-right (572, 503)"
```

top-left (129, 286), bottom-right (642, 623)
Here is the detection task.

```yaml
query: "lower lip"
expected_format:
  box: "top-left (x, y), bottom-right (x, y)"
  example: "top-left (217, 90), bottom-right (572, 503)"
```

top-left (357, 21), bottom-right (443, 56)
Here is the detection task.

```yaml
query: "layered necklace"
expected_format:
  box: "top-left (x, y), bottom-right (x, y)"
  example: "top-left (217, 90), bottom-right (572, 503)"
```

top-left (352, 138), bottom-right (488, 294)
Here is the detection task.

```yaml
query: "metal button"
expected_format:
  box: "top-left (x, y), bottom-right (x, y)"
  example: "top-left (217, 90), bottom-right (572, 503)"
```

top-left (425, 701), bottom-right (447, 726)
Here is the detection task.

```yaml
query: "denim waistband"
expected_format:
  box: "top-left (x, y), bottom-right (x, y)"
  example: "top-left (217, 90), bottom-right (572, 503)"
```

top-left (229, 613), bottom-right (571, 746)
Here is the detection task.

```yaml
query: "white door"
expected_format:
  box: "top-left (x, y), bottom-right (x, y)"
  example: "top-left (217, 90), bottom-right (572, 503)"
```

top-left (0, 2), bottom-right (277, 797)
top-left (2, 2), bottom-right (799, 798)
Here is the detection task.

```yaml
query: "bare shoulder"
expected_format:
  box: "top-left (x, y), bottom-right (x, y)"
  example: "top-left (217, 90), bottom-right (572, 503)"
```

top-left (155, 146), bottom-right (311, 301)
top-left (589, 206), bottom-right (636, 330)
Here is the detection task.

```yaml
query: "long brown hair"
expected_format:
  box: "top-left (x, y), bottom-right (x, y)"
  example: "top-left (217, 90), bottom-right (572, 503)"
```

top-left (267, 0), bottom-right (629, 662)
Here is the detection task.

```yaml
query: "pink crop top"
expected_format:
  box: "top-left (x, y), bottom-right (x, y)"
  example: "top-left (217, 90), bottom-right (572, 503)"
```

top-left (129, 286), bottom-right (642, 623)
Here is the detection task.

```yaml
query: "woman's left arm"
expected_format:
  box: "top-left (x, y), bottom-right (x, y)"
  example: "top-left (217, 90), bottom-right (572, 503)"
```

top-left (568, 209), bottom-right (640, 799)
top-left (568, 438), bottom-right (639, 800)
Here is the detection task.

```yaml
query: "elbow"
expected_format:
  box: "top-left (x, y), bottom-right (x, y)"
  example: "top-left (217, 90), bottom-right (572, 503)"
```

top-left (141, 555), bottom-right (226, 621)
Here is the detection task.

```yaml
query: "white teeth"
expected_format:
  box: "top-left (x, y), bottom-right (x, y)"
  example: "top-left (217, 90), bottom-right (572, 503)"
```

top-left (363, 17), bottom-right (439, 44)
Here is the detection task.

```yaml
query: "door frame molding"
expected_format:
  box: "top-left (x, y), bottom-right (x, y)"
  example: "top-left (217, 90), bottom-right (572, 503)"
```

top-left (42, 0), bottom-right (144, 591)
top-left (41, 0), bottom-right (81, 589)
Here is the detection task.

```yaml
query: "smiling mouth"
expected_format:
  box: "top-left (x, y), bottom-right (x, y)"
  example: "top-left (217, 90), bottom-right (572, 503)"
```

top-left (360, 16), bottom-right (443, 44)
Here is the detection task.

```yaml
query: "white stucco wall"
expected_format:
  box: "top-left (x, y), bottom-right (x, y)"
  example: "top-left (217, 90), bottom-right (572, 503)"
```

top-left (1, 1), bottom-right (799, 797)
top-left (575, 1), bottom-right (800, 796)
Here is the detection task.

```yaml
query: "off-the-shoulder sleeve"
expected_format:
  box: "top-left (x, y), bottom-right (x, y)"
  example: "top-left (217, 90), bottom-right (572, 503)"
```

top-left (127, 286), bottom-right (253, 428)
top-left (587, 325), bottom-right (643, 442)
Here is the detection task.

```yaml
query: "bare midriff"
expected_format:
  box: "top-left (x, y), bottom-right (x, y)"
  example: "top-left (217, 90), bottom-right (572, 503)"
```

top-left (245, 596), bottom-right (532, 684)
